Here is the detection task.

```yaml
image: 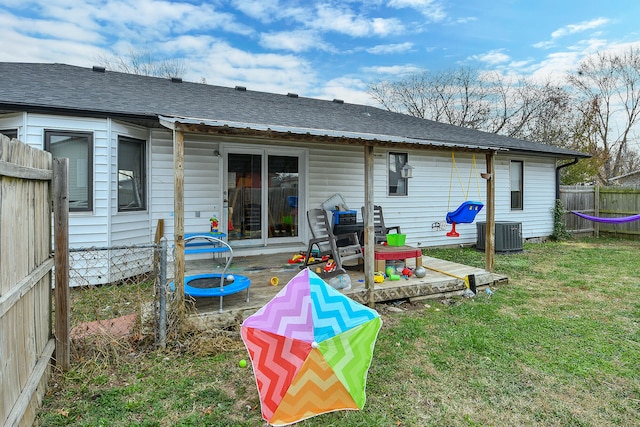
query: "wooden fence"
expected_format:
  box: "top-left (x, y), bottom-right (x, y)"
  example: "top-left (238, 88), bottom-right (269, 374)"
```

top-left (560, 185), bottom-right (640, 238)
top-left (0, 136), bottom-right (55, 427)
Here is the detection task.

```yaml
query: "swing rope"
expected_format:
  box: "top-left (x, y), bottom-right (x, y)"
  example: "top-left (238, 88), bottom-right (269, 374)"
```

top-left (448, 152), bottom-right (482, 211)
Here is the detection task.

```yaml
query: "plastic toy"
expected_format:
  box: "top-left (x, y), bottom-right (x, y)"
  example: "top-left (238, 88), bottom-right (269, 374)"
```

top-left (402, 267), bottom-right (413, 277)
top-left (288, 254), bottom-right (305, 264)
top-left (414, 266), bottom-right (427, 278)
top-left (373, 272), bottom-right (385, 283)
top-left (270, 277), bottom-right (279, 286)
top-left (389, 274), bottom-right (401, 281)
top-left (210, 216), bottom-right (219, 233)
top-left (239, 359), bottom-right (247, 368)
top-left (324, 260), bottom-right (337, 273)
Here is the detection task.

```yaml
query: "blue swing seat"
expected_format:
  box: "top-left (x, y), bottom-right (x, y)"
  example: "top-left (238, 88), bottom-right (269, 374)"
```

top-left (446, 201), bottom-right (484, 224)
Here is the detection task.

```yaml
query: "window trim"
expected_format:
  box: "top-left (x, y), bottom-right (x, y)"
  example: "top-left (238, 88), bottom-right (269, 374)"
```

top-left (510, 160), bottom-right (523, 210)
top-left (388, 151), bottom-right (409, 197)
top-left (117, 135), bottom-right (147, 212)
top-left (44, 130), bottom-right (93, 212)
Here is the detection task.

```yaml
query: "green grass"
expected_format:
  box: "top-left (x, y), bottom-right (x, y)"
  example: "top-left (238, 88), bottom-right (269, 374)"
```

top-left (36, 238), bottom-right (640, 426)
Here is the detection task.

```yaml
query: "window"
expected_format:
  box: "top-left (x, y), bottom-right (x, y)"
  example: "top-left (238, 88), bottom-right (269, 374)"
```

top-left (45, 131), bottom-right (93, 211)
top-left (388, 152), bottom-right (408, 196)
top-left (1, 129), bottom-right (18, 139)
top-left (118, 136), bottom-right (146, 211)
top-left (510, 160), bottom-right (523, 210)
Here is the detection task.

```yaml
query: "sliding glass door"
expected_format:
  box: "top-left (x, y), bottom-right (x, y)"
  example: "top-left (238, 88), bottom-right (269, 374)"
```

top-left (225, 147), bottom-right (303, 246)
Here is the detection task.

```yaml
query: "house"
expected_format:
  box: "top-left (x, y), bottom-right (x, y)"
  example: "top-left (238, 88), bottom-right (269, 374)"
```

top-left (0, 63), bottom-right (589, 264)
top-left (609, 170), bottom-right (640, 187)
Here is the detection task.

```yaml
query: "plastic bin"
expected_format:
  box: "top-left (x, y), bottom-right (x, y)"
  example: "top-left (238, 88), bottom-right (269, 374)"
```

top-left (386, 233), bottom-right (406, 246)
top-left (331, 210), bottom-right (357, 225)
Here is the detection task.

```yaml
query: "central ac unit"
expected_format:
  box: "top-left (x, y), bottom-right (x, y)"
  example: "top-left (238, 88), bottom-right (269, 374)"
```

top-left (476, 222), bottom-right (523, 253)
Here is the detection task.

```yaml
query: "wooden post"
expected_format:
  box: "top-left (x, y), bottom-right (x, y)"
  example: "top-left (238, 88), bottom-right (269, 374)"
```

top-left (485, 152), bottom-right (495, 273)
top-left (173, 129), bottom-right (185, 319)
top-left (594, 185), bottom-right (600, 238)
top-left (363, 144), bottom-right (375, 308)
top-left (53, 158), bottom-right (70, 371)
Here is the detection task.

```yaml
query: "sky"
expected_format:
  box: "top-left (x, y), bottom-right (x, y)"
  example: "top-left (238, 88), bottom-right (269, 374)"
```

top-left (2, 0), bottom-right (640, 106)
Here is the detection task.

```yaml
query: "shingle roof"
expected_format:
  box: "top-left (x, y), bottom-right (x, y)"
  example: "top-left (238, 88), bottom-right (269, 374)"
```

top-left (0, 62), bottom-right (587, 158)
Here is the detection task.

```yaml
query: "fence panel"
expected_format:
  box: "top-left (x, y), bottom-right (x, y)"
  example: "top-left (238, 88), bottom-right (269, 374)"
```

top-left (560, 185), bottom-right (640, 238)
top-left (599, 187), bottom-right (640, 237)
top-left (67, 242), bottom-right (172, 354)
top-left (560, 185), bottom-right (596, 235)
top-left (0, 135), bottom-right (54, 427)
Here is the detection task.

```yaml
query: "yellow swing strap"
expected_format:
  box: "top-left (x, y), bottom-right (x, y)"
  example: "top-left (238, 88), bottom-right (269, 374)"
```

top-left (472, 154), bottom-right (482, 201)
top-left (422, 265), bottom-right (471, 288)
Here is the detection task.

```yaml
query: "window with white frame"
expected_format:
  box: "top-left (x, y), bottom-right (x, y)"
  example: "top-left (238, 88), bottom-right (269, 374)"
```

top-left (118, 136), bottom-right (146, 211)
top-left (388, 152), bottom-right (408, 196)
top-left (45, 130), bottom-right (93, 211)
top-left (510, 160), bottom-right (523, 210)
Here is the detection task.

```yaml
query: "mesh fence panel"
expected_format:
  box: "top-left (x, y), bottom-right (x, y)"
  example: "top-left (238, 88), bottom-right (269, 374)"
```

top-left (67, 242), bottom-right (170, 359)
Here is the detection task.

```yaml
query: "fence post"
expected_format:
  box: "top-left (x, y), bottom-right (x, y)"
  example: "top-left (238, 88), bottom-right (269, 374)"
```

top-left (156, 237), bottom-right (168, 348)
top-left (53, 158), bottom-right (70, 371)
top-left (594, 185), bottom-right (600, 238)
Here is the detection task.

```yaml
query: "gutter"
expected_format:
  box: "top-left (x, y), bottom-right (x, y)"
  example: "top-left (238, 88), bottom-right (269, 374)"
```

top-left (555, 157), bottom-right (580, 199)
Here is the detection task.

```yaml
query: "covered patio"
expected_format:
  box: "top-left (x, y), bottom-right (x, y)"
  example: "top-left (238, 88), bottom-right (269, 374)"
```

top-left (180, 252), bottom-right (508, 329)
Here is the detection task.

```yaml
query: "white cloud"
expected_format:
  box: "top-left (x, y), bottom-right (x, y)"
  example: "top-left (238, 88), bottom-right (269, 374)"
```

top-left (551, 18), bottom-right (610, 39)
top-left (362, 64), bottom-right (424, 75)
top-left (259, 30), bottom-right (332, 53)
top-left (534, 18), bottom-right (610, 49)
top-left (315, 76), bottom-right (374, 105)
top-left (186, 41), bottom-right (318, 95)
top-left (388, 0), bottom-right (446, 21)
top-left (469, 49), bottom-right (511, 65)
top-left (310, 4), bottom-right (405, 37)
top-left (366, 42), bottom-right (413, 55)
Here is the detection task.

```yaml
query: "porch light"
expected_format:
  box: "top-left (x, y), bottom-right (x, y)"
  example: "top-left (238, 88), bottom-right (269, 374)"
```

top-left (401, 162), bottom-right (414, 178)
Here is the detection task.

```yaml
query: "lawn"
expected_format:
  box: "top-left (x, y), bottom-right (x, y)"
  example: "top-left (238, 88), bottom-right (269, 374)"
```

top-left (36, 238), bottom-right (640, 426)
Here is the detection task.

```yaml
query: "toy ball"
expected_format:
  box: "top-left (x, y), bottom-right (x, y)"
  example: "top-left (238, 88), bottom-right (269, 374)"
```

top-left (414, 266), bottom-right (427, 278)
top-left (226, 274), bottom-right (234, 282)
top-left (239, 359), bottom-right (247, 368)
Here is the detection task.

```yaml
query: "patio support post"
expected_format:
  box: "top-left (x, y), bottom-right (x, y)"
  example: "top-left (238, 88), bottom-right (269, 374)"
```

top-left (485, 151), bottom-right (496, 272)
top-left (364, 144), bottom-right (375, 307)
top-left (174, 128), bottom-right (185, 319)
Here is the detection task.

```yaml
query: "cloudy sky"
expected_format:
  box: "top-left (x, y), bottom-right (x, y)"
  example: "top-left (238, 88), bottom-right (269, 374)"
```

top-left (2, 0), bottom-right (640, 105)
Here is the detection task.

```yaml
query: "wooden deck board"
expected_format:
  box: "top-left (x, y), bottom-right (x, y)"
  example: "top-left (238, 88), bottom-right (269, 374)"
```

top-left (181, 254), bottom-right (508, 329)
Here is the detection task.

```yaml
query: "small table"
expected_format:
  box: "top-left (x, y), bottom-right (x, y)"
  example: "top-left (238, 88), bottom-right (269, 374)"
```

top-left (184, 232), bottom-right (228, 256)
top-left (373, 244), bottom-right (423, 272)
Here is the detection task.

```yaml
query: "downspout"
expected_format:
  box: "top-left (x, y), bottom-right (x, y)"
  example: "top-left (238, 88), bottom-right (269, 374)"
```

top-left (555, 157), bottom-right (579, 200)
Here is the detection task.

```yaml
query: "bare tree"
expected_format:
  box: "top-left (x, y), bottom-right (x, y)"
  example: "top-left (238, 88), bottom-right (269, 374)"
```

top-left (567, 47), bottom-right (640, 181)
top-left (368, 67), bottom-right (573, 146)
top-left (95, 48), bottom-right (186, 79)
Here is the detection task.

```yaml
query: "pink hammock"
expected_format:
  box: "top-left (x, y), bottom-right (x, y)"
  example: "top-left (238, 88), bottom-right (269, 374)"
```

top-left (571, 211), bottom-right (640, 224)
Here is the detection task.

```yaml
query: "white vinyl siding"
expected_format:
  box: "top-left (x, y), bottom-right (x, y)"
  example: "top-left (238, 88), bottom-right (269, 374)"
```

top-left (1, 111), bottom-right (560, 254)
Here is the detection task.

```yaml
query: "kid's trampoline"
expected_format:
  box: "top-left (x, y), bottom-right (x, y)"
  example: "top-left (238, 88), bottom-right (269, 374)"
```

top-left (171, 235), bottom-right (251, 313)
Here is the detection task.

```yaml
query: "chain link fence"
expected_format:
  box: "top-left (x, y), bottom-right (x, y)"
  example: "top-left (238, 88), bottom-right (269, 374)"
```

top-left (67, 239), bottom-right (173, 360)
